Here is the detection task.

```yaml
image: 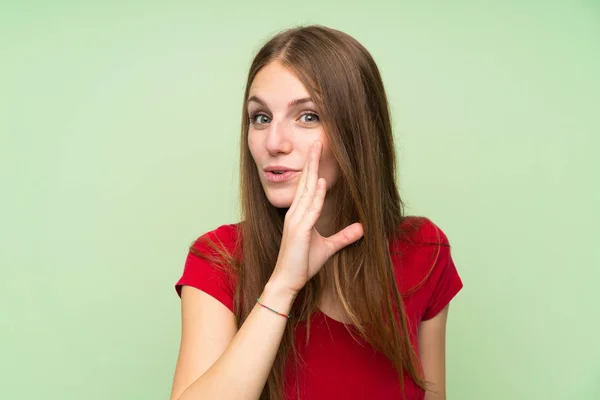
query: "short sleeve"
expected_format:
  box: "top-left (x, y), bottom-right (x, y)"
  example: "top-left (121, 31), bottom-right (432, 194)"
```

top-left (174, 224), bottom-right (238, 313)
top-left (422, 234), bottom-right (463, 320)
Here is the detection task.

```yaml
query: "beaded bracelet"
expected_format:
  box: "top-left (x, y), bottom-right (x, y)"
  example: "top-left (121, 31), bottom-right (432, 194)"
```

top-left (256, 298), bottom-right (292, 319)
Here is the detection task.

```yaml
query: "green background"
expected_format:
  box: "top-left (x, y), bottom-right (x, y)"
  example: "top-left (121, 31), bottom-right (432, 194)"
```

top-left (2, 1), bottom-right (599, 399)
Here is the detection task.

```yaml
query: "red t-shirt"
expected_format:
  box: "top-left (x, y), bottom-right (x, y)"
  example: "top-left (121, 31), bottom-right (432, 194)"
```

top-left (175, 217), bottom-right (463, 400)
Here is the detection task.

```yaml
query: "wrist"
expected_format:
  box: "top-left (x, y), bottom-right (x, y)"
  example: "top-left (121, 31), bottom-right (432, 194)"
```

top-left (263, 280), bottom-right (299, 303)
top-left (256, 280), bottom-right (298, 319)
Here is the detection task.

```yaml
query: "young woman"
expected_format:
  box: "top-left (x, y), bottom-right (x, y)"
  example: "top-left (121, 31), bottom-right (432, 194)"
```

top-left (170, 25), bottom-right (463, 400)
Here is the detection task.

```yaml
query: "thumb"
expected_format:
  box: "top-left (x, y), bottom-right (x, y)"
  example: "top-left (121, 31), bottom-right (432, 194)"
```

top-left (326, 222), bottom-right (364, 254)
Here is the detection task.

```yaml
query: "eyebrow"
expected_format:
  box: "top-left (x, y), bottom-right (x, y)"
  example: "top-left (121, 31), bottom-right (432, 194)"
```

top-left (247, 95), bottom-right (314, 108)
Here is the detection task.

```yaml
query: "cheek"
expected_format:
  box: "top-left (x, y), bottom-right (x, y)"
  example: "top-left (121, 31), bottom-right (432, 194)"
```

top-left (320, 152), bottom-right (339, 183)
top-left (317, 133), bottom-right (337, 180)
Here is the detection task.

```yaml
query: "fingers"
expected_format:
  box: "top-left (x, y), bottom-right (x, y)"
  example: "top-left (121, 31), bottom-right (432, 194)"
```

top-left (288, 159), bottom-right (309, 214)
top-left (288, 141), bottom-right (321, 216)
top-left (303, 142), bottom-right (321, 201)
top-left (303, 177), bottom-right (327, 226)
top-left (326, 222), bottom-right (364, 254)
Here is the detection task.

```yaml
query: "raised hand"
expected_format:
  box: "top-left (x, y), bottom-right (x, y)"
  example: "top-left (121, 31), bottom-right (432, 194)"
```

top-left (269, 141), bottom-right (364, 294)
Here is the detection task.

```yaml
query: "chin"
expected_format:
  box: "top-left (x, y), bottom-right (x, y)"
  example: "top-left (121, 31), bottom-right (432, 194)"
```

top-left (265, 191), bottom-right (294, 209)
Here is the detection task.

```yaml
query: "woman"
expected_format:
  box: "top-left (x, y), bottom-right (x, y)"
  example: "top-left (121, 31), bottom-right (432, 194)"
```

top-left (170, 25), bottom-right (463, 400)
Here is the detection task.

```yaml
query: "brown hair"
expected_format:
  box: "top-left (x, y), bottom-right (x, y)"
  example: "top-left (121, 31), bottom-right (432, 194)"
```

top-left (193, 25), bottom-right (429, 399)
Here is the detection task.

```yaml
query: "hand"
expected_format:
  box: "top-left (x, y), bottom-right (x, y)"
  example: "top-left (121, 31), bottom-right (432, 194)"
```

top-left (269, 141), bottom-right (364, 294)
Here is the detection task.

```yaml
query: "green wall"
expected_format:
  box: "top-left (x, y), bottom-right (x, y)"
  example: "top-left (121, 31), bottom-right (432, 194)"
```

top-left (2, 1), bottom-right (598, 399)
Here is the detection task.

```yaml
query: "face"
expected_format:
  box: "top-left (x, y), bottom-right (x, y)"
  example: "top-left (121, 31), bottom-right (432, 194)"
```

top-left (247, 62), bottom-right (339, 209)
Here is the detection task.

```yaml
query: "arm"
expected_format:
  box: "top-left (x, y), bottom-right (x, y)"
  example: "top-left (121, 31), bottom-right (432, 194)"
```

top-left (169, 281), bottom-right (296, 400)
top-left (170, 142), bottom-right (363, 400)
top-left (418, 304), bottom-right (450, 400)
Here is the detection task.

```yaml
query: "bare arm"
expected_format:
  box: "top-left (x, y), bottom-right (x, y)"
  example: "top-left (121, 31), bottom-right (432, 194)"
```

top-left (170, 282), bottom-right (296, 400)
top-left (170, 142), bottom-right (363, 399)
top-left (418, 304), bottom-right (450, 400)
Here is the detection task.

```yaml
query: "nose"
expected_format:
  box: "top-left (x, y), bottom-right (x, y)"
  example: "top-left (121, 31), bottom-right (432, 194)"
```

top-left (264, 120), bottom-right (292, 155)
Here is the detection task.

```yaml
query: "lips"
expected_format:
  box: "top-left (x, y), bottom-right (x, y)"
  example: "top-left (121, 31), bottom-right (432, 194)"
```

top-left (264, 166), bottom-right (298, 173)
top-left (264, 169), bottom-right (300, 183)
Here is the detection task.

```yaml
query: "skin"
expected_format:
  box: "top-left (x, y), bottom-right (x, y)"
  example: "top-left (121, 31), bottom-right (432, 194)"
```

top-left (420, 305), bottom-right (450, 400)
top-left (248, 61), bottom-right (450, 398)
top-left (169, 61), bottom-right (450, 400)
top-left (247, 61), bottom-right (339, 237)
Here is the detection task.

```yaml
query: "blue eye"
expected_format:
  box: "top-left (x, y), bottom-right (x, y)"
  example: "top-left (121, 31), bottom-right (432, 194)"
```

top-left (299, 112), bottom-right (320, 124)
top-left (251, 113), bottom-right (271, 125)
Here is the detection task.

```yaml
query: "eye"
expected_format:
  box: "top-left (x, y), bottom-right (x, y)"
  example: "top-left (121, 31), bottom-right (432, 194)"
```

top-left (250, 113), bottom-right (271, 125)
top-left (298, 112), bottom-right (320, 125)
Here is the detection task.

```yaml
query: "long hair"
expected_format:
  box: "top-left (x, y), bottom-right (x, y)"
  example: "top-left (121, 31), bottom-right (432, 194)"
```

top-left (194, 25), bottom-right (428, 399)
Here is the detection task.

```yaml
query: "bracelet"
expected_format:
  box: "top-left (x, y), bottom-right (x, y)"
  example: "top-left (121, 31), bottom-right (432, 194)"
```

top-left (256, 298), bottom-right (292, 319)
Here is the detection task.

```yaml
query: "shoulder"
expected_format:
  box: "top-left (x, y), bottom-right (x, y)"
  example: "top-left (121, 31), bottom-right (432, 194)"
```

top-left (392, 216), bottom-right (449, 248)
top-left (191, 223), bottom-right (241, 254)
top-left (186, 222), bottom-right (242, 277)
top-left (175, 222), bottom-right (241, 302)
top-left (389, 216), bottom-right (452, 293)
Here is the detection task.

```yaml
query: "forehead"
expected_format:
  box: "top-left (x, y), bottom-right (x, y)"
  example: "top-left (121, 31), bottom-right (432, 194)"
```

top-left (248, 62), bottom-right (309, 99)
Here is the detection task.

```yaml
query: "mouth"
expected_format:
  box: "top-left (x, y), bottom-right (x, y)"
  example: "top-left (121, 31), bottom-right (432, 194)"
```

top-left (264, 170), bottom-right (300, 183)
